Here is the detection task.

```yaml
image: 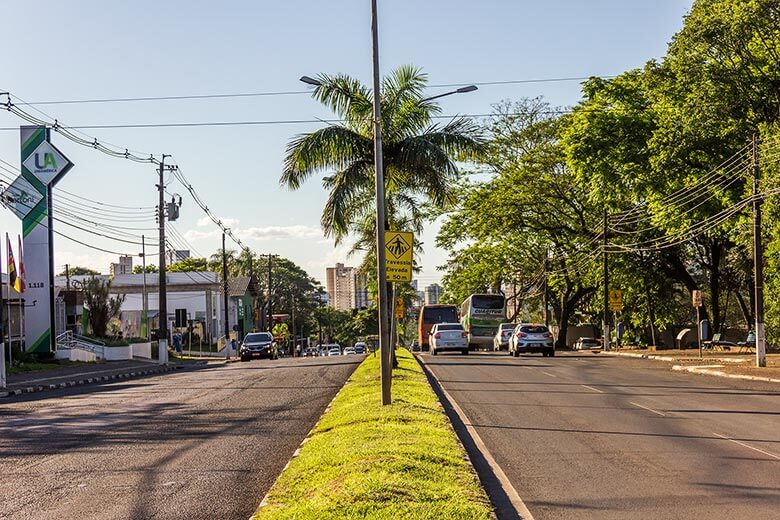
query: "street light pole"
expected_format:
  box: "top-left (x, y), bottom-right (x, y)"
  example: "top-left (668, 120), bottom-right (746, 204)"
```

top-left (421, 85), bottom-right (478, 102)
top-left (369, 0), bottom-right (392, 405)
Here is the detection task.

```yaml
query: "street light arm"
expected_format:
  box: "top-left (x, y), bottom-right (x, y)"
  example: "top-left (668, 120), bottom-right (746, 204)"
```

top-left (421, 85), bottom-right (478, 103)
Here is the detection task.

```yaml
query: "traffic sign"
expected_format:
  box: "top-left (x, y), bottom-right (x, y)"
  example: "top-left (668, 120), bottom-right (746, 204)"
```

top-left (692, 290), bottom-right (702, 308)
top-left (385, 230), bottom-right (413, 282)
top-left (608, 289), bottom-right (623, 311)
top-left (395, 297), bottom-right (404, 319)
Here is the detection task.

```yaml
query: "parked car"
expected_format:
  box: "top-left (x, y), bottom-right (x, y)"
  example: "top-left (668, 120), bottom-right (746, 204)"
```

top-left (493, 323), bottom-right (518, 351)
top-left (322, 344), bottom-right (342, 356)
top-left (573, 337), bottom-right (601, 351)
top-left (343, 346), bottom-right (357, 355)
top-left (410, 339), bottom-right (421, 352)
top-left (239, 332), bottom-right (278, 361)
top-left (353, 341), bottom-right (367, 354)
top-left (429, 323), bottom-right (469, 355)
top-left (509, 323), bottom-right (555, 357)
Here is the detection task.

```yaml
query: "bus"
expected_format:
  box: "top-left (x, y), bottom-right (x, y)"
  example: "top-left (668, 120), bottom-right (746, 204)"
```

top-left (418, 304), bottom-right (459, 350)
top-left (460, 294), bottom-right (506, 350)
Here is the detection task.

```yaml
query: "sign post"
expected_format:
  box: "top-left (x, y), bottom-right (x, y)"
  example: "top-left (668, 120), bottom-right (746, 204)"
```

top-left (692, 290), bottom-right (703, 358)
top-left (11, 127), bottom-right (73, 353)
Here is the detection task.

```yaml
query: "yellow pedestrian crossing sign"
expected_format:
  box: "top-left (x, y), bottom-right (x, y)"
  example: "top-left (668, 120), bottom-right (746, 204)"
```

top-left (608, 290), bottom-right (623, 311)
top-left (385, 230), bottom-right (413, 282)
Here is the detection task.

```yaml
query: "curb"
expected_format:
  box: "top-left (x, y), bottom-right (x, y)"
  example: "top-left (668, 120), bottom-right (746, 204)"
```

top-left (672, 364), bottom-right (780, 383)
top-left (252, 361), bottom-right (356, 516)
top-left (602, 351), bottom-right (751, 363)
top-left (0, 364), bottom-right (190, 398)
top-left (416, 354), bottom-right (534, 520)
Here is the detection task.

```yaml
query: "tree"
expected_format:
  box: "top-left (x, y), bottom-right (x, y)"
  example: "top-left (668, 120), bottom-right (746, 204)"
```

top-left (61, 266), bottom-right (99, 276)
top-left (82, 276), bottom-right (125, 338)
top-left (133, 264), bottom-right (158, 274)
top-left (167, 258), bottom-right (206, 272)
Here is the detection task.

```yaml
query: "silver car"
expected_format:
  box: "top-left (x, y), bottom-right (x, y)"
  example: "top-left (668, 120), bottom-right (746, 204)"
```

top-left (509, 323), bottom-right (555, 357)
top-left (430, 323), bottom-right (469, 355)
top-left (493, 323), bottom-right (517, 351)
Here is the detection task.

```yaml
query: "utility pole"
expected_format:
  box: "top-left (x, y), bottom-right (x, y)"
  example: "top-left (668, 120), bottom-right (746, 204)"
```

top-left (603, 207), bottom-right (610, 351)
top-left (370, 0), bottom-right (391, 405)
top-left (157, 155), bottom-right (172, 365)
top-left (65, 264), bottom-right (71, 291)
top-left (141, 235), bottom-right (148, 340)
top-left (543, 248), bottom-right (549, 327)
top-left (752, 135), bottom-right (766, 367)
top-left (290, 290), bottom-right (295, 357)
top-left (222, 232), bottom-right (230, 360)
top-left (267, 254), bottom-right (273, 333)
top-left (1, 245), bottom-right (5, 390)
top-left (317, 289), bottom-right (323, 348)
top-left (247, 250), bottom-right (256, 331)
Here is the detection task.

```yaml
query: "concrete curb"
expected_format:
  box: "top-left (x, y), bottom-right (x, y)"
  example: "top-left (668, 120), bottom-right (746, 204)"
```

top-left (0, 363), bottom-right (192, 399)
top-left (672, 364), bottom-right (780, 383)
top-left (602, 351), bottom-right (750, 363)
top-left (416, 353), bottom-right (534, 520)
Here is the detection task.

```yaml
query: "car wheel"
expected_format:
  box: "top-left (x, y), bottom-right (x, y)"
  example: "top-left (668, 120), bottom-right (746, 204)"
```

top-left (513, 349), bottom-right (519, 357)
top-left (432, 347), bottom-right (438, 356)
top-left (240, 356), bottom-right (249, 362)
top-left (549, 350), bottom-right (555, 357)
top-left (462, 348), bottom-right (469, 355)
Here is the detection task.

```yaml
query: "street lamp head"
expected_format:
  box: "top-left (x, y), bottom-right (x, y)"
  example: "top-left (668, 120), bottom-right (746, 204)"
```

top-left (299, 75), bottom-right (322, 87)
top-left (456, 85), bottom-right (478, 94)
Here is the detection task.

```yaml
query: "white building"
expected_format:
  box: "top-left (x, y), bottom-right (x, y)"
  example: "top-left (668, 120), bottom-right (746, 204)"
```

top-left (109, 255), bottom-right (133, 276)
top-left (325, 263), bottom-right (370, 311)
top-left (424, 283), bottom-right (443, 305)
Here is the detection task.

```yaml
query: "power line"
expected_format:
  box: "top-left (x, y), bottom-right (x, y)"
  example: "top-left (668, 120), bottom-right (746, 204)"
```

top-left (13, 76), bottom-right (616, 106)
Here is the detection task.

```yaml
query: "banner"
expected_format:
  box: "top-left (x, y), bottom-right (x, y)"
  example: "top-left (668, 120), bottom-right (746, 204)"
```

top-left (18, 235), bottom-right (26, 293)
top-left (6, 233), bottom-right (21, 293)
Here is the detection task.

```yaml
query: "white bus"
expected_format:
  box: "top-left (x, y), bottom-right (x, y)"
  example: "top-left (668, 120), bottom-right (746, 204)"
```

top-left (460, 294), bottom-right (506, 350)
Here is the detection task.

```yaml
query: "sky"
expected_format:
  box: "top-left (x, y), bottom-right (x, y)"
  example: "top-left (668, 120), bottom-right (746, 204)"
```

top-left (0, 0), bottom-right (693, 290)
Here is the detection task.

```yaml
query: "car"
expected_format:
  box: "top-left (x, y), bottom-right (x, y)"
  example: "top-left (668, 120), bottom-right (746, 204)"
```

top-left (509, 323), bottom-right (555, 357)
top-left (328, 347), bottom-right (342, 356)
top-left (429, 323), bottom-right (469, 355)
top-left (493, 323), bottom-right (518, 351)
top-left (239, 332), bottom-right (278, 361)
top-left (353, 341), bottom-right (367, 354)
top-left (343, 346), bottom-right (357, 355)
top-left (410, 339), bottom-right (421, 352)
top-left (573, 337), bottom-right (601, 351)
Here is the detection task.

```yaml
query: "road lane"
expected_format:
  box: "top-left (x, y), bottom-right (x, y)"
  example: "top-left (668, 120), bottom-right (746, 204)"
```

top-left (421, 351), bottom-right (780, 520)
top-left (0, 356), bottom-right (361, 520)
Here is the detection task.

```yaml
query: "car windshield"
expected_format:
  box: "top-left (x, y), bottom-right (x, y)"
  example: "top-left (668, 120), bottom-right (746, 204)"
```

top-left (244, 333), bottom-right (272, 343)
top-left (500, 324), bottom-right (517, 331)
top-left (519, 325), bottom-right (549, 334)
top-left (437, 324), bottom-right (464, 331)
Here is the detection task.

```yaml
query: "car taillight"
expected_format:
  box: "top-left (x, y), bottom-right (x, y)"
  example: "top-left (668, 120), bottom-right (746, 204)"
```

top-left (516, 332), bottom-right (527, 338)
top-left (461, 332), bottom-right (468, 338)
top-left (469, 325), bottom-right (473, 332)
top-left (434, 333), bottom-right (441, 339)
top-left (544, 333), bottom-right (553, 338)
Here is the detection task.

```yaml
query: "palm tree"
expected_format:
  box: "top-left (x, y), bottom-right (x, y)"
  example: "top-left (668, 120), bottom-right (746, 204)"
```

top-left (281, 65), bottom-right (485, 245)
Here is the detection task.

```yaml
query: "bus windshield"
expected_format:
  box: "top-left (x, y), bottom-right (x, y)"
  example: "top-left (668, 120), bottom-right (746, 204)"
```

top-left (472, 295), bottom-right (505, 310)
top-left (422, 307), bottom-right (458, 324)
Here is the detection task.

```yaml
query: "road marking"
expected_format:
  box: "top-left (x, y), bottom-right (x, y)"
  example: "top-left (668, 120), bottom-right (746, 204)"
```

top-left (418, 356), bottom-right (535, 520)
top-left (540, 371), bottom-right (557, 378)
top-left (629, 401), bottom-right (666, 417)
top-left (713, 432), bottom-right (780, 460)
top-left (581, 385), bottom-right (604, 393)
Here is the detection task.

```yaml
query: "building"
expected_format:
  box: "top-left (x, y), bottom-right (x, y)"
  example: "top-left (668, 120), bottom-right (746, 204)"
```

top-left (227, 275), bottom-right (259, 339)
top-left (424, 283), bottom-right (443, 305)
top-left (109, 255), bottom-right (133, 276)
top-left (325, 263), bottom-right (370, 311)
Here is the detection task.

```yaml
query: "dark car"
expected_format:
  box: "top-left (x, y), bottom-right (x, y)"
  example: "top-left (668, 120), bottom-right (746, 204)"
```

top-left (240, 332), bottom-right (278, 361)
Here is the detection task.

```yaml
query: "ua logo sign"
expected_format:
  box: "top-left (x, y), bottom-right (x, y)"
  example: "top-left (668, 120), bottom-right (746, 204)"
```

top-left (34, 152), bottom-right (57, 170)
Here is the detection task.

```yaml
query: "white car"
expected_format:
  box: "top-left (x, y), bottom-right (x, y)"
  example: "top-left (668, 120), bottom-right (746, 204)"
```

top-left (343, 346), bottom-right (357, 355)
top-left (430, 323), bottom-right (469, 355)
top-left (493, 323), bottom-right (517, 351)
top-left (328, 347), bottom-right (342, 356)
top-left (573, 337), bottom-right (601, 351)
top-left (509, 323), bottom-right (555, 357)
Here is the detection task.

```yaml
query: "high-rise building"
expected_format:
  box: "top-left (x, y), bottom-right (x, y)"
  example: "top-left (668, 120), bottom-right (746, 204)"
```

top-left (325, 263), bottom-right (371, 311)
top-left (424, 283), bottom-right (443, 305)
top-left (109, 255), bottom-right (133, 276)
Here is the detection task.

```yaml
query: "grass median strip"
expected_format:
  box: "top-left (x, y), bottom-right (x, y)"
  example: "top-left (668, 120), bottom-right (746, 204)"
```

top-left (252, 349), bottom-right (493, 519)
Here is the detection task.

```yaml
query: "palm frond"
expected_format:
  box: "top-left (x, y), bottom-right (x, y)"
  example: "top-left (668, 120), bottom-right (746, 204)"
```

top-left (310, 73), bottom-right (373, 132)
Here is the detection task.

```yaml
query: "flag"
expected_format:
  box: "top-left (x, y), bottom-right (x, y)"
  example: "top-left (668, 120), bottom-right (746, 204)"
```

top-left (6, 233), bottom-right (21, 293)
top-left (17, 235), bottom-right (26, 293)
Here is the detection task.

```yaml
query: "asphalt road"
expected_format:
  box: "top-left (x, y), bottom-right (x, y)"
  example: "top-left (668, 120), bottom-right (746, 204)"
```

top-left (420, 350), bottom-right (780, 520)
top-left (0, 356), bottom-right (361, 520)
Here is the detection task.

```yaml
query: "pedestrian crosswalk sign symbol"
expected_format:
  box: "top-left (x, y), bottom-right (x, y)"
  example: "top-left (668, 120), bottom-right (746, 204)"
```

top-left (385, 231), bottom-right (413, 282)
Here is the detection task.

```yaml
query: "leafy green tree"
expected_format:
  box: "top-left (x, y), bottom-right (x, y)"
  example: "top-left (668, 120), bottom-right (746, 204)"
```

top-left (82, 276), bottom-right (125, 338)
top-left (133, 264), bottom-right (159, 274)
top-left (61, 266), bottom-right (99, 276)
top-left (167, 258), bottom-right (206, 272)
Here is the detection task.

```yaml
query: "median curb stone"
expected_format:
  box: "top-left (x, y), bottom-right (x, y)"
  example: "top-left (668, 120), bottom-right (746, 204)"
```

top-left (672, 364), bottom-right (780, 383)
top-left (0, 364), bottom-right (190, 398)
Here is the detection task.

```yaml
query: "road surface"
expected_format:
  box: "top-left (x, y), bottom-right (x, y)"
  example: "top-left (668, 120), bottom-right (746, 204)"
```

top-left (0, 356), bottom-right (361, 520)
top-left (421, 350), bottom-right (780, 520)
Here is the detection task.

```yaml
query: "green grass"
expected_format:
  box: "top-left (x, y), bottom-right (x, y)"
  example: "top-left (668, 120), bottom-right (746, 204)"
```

top-left (7, 360), bottom-right (89, 374)
top-left (252, 349), bottom-right (493, 520)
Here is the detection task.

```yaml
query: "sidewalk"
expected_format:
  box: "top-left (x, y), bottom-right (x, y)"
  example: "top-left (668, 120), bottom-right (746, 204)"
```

top-left (1, 359), bottom-right (200, 398)
top-left (601, 348), bottom-right (780, 383)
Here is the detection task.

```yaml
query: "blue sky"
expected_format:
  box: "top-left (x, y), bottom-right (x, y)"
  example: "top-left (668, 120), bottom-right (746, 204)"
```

top-left (0, 0), bottom-right (692, 288)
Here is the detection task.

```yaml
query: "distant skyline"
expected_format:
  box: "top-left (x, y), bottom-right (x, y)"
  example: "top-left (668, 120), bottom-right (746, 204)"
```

top-left (0, 0), bottom-right (693, 286)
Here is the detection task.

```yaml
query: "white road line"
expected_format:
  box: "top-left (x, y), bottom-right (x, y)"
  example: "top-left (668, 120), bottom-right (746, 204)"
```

top-left (419, 357), bottom-right (535, 520)
top-left (581, 385), bottom-right (604, 393)
top-left (713, 432), bottom-right (780, 460)
top-left (629, 401), bottom-right (666, 417)
top-left (540, 371), bottom-right (557, 378)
